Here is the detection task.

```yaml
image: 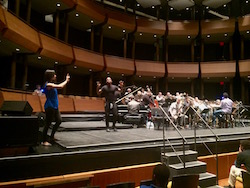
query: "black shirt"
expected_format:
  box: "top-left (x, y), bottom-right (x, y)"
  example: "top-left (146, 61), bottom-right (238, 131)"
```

top-left (101, 84), bottom-right (119, 102)
top-left (236, 149), bottom-right (250, 172)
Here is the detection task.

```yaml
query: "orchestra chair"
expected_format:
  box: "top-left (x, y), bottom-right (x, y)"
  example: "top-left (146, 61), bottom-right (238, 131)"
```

top-left (151, 107), bottom-right (164, 130)
top-left (220, 113), bottom-right (234, 128)
top-left (242, 171), bottom-right (250, 188)
top-left (106, 182), bottom-right (135, 188)
top-left (171, 174), bottom-right (199, 188)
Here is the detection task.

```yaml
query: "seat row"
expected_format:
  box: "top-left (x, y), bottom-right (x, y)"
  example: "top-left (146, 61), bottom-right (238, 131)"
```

top-left (0, 88), bottom-right (105, 114)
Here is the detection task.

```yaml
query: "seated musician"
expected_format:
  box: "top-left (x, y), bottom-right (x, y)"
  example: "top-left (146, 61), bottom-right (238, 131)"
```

top-left (156, 91), bottom-right (165, 106)
top-left (141, 91), bottom-right (155, 109)
top-left (213, 92), bottom-right (233, 127)
top-left (127, 95), bottom-right (140, 115)
top-left (169, 98), bottom-right (185, 128)
top-left (124, 88), bottom-right (134, 104)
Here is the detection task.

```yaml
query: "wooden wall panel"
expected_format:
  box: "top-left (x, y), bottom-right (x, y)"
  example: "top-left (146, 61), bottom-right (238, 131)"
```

top-left (135, 60), bottom-right (165, 77)
top-left (105, 55), bottom-right (135, 75)
top-left (39, 33), bottom-right (73, 64)
top-left (201, 61), bottom-right (235, 78)
top-left (58, 97), bottom-right (75, 113)
top-left (0, 7), bottom-right (6, 31)
top-left (239, 15), bottom-right (250, 31)
top-left (167, 63), bottom-right (198, 78)
top-left (76, 0), bottom-right (106, 22)
top-left (168, 21), bottom-right (198, 36)
top-left (73, 47), bottom-right (104, 71)
top-left (239, 60), bottom-right (250, 77)
top-left (137, 18), bottom-right (165, 35)
top-left (2, 9), bottom-right (40, 53)
top-left (73, 98), bottom-right (105, 112)
top-left (201, 19), bottom-right (235, 35)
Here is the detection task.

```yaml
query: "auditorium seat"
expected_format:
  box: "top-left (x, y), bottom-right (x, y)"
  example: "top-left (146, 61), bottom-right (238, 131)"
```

top-left (171, 174), bottom-right (199, 188)
top-left (106, 182), bottom-right (135, 188)
top-left (242, 171), bottom-right (250, 188)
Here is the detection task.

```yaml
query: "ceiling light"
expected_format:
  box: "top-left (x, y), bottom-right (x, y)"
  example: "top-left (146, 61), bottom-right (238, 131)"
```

top-left (207, 77), bottom-right (210, 79)
top-left (223, 4), bottom-right (227, 7)
top-left (122, 29), bottom-right (126, 33)
top-left (122, 74), bottom-right (124, 76)
top-left (137, 3), bottom-right (140, 7)
top-left (153, 34), bottom-right (157, 38)
top-left (0, 40), bottom-right (2, 43)
top-left (139, 75), bottom-right (141, 78)
top-left (75, 13), bottom-right (79, 17)
top-left (139, 33), bottom-right (143, 36)
top-left (186, 7), bottom-right (189, 10)
top-left (55, 61), bottom-right (58, 64)
top-left (56, 3), bottom-right (61, 7)
top-left (152, 5), bottom-right (155, 9)
top-left (107, 72), bottom-right (110, 75)
top-left (74, 66), bottom-right (77, 69)
top-left (247, 30), bottom-right (250, 34)
top-left (187, 35), bottom-right (191, 39)
top-left (38, 56), bottom-right (42, 60)
top-left (246, 0), bottom-right (249, 3)
top-left (225, 77), bottom-right (227, 79)
top-left (206, 6), bottom-right (209, 9)
top-left (207, 34), bottom-right (211, 38)
top-left (91, 20), bottom-right (94, 24)
top-left (172, 77), bottom-right (174, 79)
top-left (89, 69), bottom-right (92, 72)
top-left (153, 76), bottom-right (156, 79)
top-left (120, 0), bottom-right (122, 2)
top-left (224, 33), bottom-right (228, 37)
top-left (108, 26), bottom-right (112, 29)
top-left (170, 7), bottom-right (174, 11)
top-left (15, 48), bottom-right (20, 52)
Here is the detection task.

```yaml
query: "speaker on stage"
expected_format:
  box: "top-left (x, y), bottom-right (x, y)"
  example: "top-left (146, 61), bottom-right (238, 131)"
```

top-left (0, 116), bottom-right (39, 148)
top-left (0, 101), bottom-right (33, 116)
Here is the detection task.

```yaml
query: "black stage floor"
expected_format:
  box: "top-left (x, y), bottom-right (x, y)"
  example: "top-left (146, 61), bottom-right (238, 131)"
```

top-left (1, 117), bottom-right (250, 181)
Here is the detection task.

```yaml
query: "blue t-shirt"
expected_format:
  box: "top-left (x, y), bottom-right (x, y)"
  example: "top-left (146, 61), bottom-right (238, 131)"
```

top-left (43, 83), bottom-right (59, 110)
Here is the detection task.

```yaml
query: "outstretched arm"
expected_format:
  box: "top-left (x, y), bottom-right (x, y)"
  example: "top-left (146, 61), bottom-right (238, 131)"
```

top-left (47, 73), bottom-right (70, 89)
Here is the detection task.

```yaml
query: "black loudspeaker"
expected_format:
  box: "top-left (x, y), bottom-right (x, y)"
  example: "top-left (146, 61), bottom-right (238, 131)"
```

top-left (0, 101), bottom-right (33, 116)
top-left (0, 116), bottom-right (39, 148)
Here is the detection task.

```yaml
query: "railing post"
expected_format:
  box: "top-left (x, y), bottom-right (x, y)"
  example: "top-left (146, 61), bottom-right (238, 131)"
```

top-left (216, 136), bottom-right (218, 185)
top-left (183, 139), bottom-right (186, 170)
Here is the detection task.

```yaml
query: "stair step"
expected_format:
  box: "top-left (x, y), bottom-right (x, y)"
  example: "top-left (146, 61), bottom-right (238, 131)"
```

top-left (162, 145), bottom-right (190, 152)
top-left (169, 161), bottom-right (207, 177)
top-left (162, 150), bottom-right (198, 165)
top-left (199, 172), bottom-right (217, 188)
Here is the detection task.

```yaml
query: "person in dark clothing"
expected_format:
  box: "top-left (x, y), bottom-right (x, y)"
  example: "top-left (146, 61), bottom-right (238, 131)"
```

top-left (42, 70), bottom-right (70, 146)
top-left (140, 163), bottom-right (170, 188)
top-left (97, 77), bottom-right (120, 132)
top-left (224, 139), bottom-right (250, 188)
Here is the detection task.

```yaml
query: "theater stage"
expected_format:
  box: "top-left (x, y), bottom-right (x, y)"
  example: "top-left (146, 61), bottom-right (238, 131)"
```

top-left (1, 117), bottom-right (250, 181)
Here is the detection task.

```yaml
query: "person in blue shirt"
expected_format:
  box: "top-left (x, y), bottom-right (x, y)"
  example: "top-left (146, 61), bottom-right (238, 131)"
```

top-left (42, 69), bottom-right (70, 146)
top-left (141, 164), bottom-right (170, 188)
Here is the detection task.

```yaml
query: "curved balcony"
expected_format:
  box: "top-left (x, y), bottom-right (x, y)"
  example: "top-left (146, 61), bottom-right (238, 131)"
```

top-left (135, 60), bottom-right (165, 77)
top-left (167, 62), bottom-right (199, 78)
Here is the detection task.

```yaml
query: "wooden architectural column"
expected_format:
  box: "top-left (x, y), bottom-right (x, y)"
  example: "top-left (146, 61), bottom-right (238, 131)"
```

top-left (155, 38), bottom-right (160, 61)
top-left (10, 54), bottom-right (17, 89)
top-left (241, 79), bottom-right (245, 103)
top-left (15, 0), bottom-right (20, 16)
top-left (89, 73), bottom-right (93, 96)
top-left (131, 34), bottom-right (136, 59)
top-left (230, 79), bottom-right (234, 99)
top-left (90, 25), bottom-right (95, 51)
top-left (191, 40), bottom-right (195, 62)
top-left (22, 55), bottom-right (28, 90)
top-left (123, 34), bottom-right (127, 58)
top-left (99, 26), bottom-right (104, 53)
top-left (26, 0), bottom-right (32, 23)
top-left (64, 13), bottom-right (69, 43)
top-left (191, 80), bottom-right (194, 97)
top-left (54, 10), bottom-right (60, 39)
top-left (201, 40), bottom-right (204, 62)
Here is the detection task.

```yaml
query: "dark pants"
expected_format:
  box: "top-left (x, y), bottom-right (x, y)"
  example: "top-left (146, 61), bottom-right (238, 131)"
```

top-left (105, 102), bottom-right (118, 128)
top-left (43, 107), bottom-right (62, 142)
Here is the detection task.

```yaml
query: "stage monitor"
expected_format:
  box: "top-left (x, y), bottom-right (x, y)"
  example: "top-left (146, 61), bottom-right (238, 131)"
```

top-left (0, 101), bottom-right (33, 116)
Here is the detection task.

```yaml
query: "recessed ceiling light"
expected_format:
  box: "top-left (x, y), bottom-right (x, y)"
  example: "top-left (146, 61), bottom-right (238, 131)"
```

top-left (108, 26), bottom-right (112, 29)
top-left (139, 33), bottom-right (143, 36)
top-left (172, 77), bottom-right (174, 79)
top-left (223, 4), bottom-right (227, 7)
top-left (246, 0), bottom-right (249, 3)
top-left (187, 77), bottom-right (190, 80)
top-left (122, 29), bottom-right (126, 33)
top-left (91, 20), bottom-right (94, 24)
top-left (206, 6), bottom-right (209, 9)
top-left (207, 34), bottom-right (211, 38)
top-left (152, 5), bottom-right (155, 9)
top-left (187, 35), bottom-right (191, 39)
top-left (186, 7), bottom-right (189, 10)
top-left (74, 66), bottom-right (77, 69)
top-left (247, 30), bottom-right (250, 34)
top-left (137, 3), bottom-right (140, 7)
top-left (16, 48), bottom-right (20, 52)
top-left (224, 33), bottom-right (228, 37)
top-left (38, 56), bottom-right (42, 60)
top-left (207, 77), bottom-right (210, 79)
top-left (107, 72), bottom-right (110, 75)
top-left (122, 74), bottom-right (124, 76)
top-left (153, 76), bottom-right (156, 79)
top-left (89, 69), bottom-right (92, 72)
top-left (153, 34), bottom-right (157, 38)
top-left (56, 3), bottom-right (61, 7)
top-left (225, 77), bottom-right (227, 79)
top-left (55, 61), bottom-right (58, 64)
top-left (0, 40), bottom-right (2, 43)
top-left (75, 13), bottom-right (79, 17)
top-left (170, 7), bottom-right (174, 11)
top-left (139, 75), bottom-right (141, 78)
top-left (120, 0), bottom-right (122, 2)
